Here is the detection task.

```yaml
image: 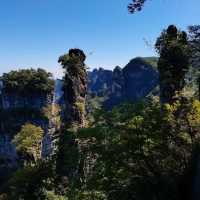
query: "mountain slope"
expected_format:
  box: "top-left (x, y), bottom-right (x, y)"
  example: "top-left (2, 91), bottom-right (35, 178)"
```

top-left (88, 57), bottom-right (159, 109)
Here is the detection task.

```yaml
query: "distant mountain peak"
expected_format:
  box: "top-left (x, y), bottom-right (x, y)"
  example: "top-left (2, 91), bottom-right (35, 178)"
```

top-left (88, 56), bottom-right (159, 109)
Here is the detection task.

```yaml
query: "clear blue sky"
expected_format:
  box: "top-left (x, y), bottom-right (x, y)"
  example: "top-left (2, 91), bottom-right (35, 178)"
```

top-left (0, 0), bottom-right (200, 78)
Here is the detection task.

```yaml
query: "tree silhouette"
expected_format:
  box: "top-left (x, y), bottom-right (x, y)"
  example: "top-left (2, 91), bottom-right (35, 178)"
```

top-left (155, 25), bottom-right (190, 104)
top-left (128, 0), bottom-right (147, 13)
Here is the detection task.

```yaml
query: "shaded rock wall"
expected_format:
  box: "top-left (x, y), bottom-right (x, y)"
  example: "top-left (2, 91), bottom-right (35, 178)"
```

top-left (88, 68), bottom-right (113, 96)
top-left (63, 70), bottom-right (87, 128)
top-left (0, 80), bottom-right (57, 173)
top-left (123, 57), bottom-right (158, 101)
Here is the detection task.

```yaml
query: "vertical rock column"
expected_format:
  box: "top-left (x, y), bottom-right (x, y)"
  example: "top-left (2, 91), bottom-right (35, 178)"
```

top-left (56, 49), bottom-right (87, 194)
top-left (59, 48), bottom-right (87, 129)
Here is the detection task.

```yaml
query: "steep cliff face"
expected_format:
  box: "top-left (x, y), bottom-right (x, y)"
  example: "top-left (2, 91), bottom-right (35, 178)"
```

top-left (88, 68), bottom-right (113, 96)
top-left (0, 92), bottom-right (52, 110)
top-left (0, 70), bottom-right (57, 181)
top-left (0, 85), bottom-right (54, 133)
top-left (103, 66), bottom-right (125, 109)
top-left (41, 79), bottom-right (63, 157)
top-left (62, 72), bottom-right (87, 128)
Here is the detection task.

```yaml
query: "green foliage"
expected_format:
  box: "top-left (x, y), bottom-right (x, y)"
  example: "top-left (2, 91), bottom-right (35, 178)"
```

top-left (1, 68), bottom-right (54, 94)
top-left (75, 191), bottom-right (107, 200)
top-left (4, 161), bottom-right (54, 200)
top-left (2, 98), bottom-right (200, 200)
top-left (56, 130), bottom-right (80, 194)
top-left (12, 123), bottom-right (44, 163)
top-left (58, 49), bottom-right (86, 78)
top-left (75, 102), bottom-right (85, 114)
top-left (44, 191), bottom-right (68, 200)
top-left (156, 25), bottom-right (190, 104)
top-left (42, 104), bottom-right (61, 129)
top-left (76, 98), bottom-right (200, 200)
top-left (142, 57), bottom-right (158, 70)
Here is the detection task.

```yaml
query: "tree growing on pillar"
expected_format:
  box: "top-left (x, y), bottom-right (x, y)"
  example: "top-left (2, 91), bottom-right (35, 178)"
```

top-left (12, 123), bottom-right (43, 165)
top-left (56, 49), bottom-right (87, 195)
top-left (58, 48), bottom-right (87, 129)
top-left (155, 25), bottom-right (190, 104)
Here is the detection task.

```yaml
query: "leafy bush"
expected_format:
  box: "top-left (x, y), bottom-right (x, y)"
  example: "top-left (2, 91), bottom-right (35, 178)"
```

top-left (4, 161), bottom-right (54, 200)
top-left (75, 102), bottom-right (85, 114)
top-left (12, 123), bottom-right (44, 163)
top-left (45, 191), bottom-right (68, 200)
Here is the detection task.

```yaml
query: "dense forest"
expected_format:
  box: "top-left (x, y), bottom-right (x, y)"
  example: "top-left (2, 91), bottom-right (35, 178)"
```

top-left (0, 24), bottom-right (199, 200)
top-left (0, 1), bottom-right (200, 200)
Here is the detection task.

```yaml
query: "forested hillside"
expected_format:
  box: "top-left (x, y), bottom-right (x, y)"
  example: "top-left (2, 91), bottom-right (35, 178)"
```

top-left (0, 23), bottom-right (200, 200)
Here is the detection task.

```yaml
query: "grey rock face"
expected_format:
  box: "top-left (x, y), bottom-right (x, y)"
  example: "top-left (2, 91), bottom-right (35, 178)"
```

top-left (89, 57), bottom-right (159, 109)
top-left (88, 68), bottom-right (113, 96)
top-left (55, 57), bottom-right (159, 110)
top-left (0, 80), bottom-right (58, 172)
top-left (1, 93), bottom-right (52, 110)
top-left (41, 79), bottom-right (63, 157)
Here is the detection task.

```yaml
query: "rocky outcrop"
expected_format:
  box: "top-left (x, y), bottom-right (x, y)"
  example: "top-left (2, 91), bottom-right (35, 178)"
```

top-left (112, 66), bottom-right (124, 95)
top-left (62, 73), bottom-right (87, 128)
top-left (59, 49), bottom-right (87, 129)
top-left (123, 57), bottom-right (158, 101)
top-left (0, 73), bottom-right (57, 180)
top-left (88, 68), bottom-right (113, 96)
top-left (103, 66), bottom-right (125, 109)
top-left (56, 49), bottom-right (88, 192)
top-left (41, 79), bottom-right (63, 158)
top-left (88, 57), bottom-right (159, 109)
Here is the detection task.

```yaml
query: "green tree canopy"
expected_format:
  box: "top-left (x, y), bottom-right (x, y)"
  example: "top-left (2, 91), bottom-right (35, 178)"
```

top-left (76, 98), bottom-right (200, 200)
top-left (12, 123), bottom-right (44, 163)
top-left (1, 68), bottom-right (54, 94)
top-left (5, 161), bottom-right (54, 200)
top-left (155, 25), bottom-right (190, 104)
top-left (58, 48), bottom-right (86, 80)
